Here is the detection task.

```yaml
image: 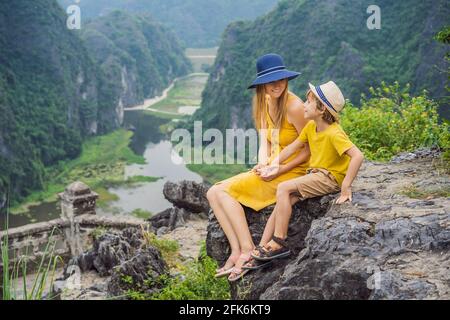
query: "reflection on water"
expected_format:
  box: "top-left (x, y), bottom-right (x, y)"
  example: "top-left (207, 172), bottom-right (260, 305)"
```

top-left (125, 110), bottom-right (167, 155)
top-left (0, 201), bottom-right (60, 230)
top-left (100, 111), bottom-right (202, 216)
top-left (100, 140), bottom-right (202, 216)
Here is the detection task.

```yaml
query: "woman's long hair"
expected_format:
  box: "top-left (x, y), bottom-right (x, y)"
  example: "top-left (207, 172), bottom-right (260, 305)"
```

top-left (252, 81), bottom-right (289, 131)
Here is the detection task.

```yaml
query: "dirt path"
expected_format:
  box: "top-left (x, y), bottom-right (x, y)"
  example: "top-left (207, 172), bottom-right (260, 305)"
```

top-left (161, 218), bottom-right (208, 260)
top-left (124, 81), bottom-right (176, 111)
top-left (124, 73), bottom-right (208, 112)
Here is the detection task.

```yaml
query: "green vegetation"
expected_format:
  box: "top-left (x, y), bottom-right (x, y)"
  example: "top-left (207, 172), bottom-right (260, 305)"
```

top-left (106, 176), bottom-right (162, 187)
top-left (400, 184), bottom-right (450, 200)
top-left (58, 0), bottom-right (279, 47)
top-left (130, 209), bottom-right (153, 220)
top-left (340, 82), bottom-right (449, 162)
top-left (434, 25), bottom-right (450, 109)
top-left (150, 243), bottom-right (230, 300)
top-left (119, 228), bottom-right (230, 300)
top-left (126, 234), bottom-right (230, 300)
top-left (142, 230), bottom-right (180, 268)
top-left (195, 0), bottom-right (449, 133)
top-left (0, 0), bottom-right (119, 206)
top-left (89, 227), bottom-right (109, 240)
top-left (81, 10), bottom-right (192, 111)
top-left (2, 208), bottom-right (61, 300)
top-left (0, 3), bottom-right (192, 207)
top-left (12, 130), bottom-right (159, 213)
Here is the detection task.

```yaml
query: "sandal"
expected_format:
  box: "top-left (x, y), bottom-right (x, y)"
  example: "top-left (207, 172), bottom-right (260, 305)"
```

top-left (227, 253), bottom-right (252, 282)
top-left (215, 267), bottom-right (234, 278)
top-left (215, 255), bottom-right (239, 278)
top-left (227, 267), bottom-right (250, 282)
top-left (242, 256), bottom-right (272, 270)
top-left (251, 236), bottom-right (291, 261)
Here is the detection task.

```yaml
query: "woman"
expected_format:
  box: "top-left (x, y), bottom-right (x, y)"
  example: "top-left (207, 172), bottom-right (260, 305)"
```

top-left (206, 53), bottom-right (310, 281)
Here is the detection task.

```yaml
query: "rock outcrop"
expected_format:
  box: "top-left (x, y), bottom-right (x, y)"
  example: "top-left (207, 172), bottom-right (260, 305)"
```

top-left (149, 207), bottom-right (191, 234)
top-left (163, 180), bottom-right (211, 214)
top-left (107, 245), bottom-right (169, 298)
top-left (149, 180), bottom-right (210, 234)
top-left (206, 149), bottom-right (450, 299)
top-left (61, 227), bottom-right (169, 299)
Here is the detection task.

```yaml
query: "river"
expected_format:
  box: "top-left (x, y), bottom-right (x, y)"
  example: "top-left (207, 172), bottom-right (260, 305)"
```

top-left (2, 103), bottom-right (202, 229)
top-left (97, 111), bottom-right (202, 217)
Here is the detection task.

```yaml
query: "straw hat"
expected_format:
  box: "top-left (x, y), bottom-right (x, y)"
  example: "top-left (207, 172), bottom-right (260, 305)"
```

top-left (308, 81), bottom-right (345, 120)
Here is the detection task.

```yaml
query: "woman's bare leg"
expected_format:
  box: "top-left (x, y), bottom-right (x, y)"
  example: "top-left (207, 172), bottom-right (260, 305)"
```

top-left (216, 189), bottom-right (255, 254)
top-left (207, 183), bottom-right (241, 269)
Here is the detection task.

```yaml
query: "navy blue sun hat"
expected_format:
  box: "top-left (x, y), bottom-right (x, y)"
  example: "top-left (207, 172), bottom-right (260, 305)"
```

top-left (248, 53), bottom-right (301, 89)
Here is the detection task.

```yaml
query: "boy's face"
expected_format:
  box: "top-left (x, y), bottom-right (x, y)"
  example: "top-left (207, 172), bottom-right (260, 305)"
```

top-left (264, 79), bottom-right (287, 99)
top-left (304, 91), bottom-right (323, 120)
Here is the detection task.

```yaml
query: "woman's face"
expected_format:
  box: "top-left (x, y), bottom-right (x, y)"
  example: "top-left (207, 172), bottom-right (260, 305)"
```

top-left (264, 79), bottom-right (287, 99)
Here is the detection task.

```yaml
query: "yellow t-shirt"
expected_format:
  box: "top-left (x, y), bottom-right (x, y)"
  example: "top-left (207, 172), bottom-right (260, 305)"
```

top-left (298, 121), bottom-right (354, 186)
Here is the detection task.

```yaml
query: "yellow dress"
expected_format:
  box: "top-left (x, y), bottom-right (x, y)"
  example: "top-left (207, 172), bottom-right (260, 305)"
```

top-left (216, 93), bottom-right (308, 211)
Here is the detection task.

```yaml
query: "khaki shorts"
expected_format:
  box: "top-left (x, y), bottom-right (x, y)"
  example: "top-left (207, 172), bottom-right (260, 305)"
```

top-left (291, 168), bottom-right (340, 200)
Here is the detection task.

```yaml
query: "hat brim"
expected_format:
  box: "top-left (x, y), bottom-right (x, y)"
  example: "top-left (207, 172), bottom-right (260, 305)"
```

top-left (308, 83), bottom-right (340, 121)
top-left (248, 70), bottom-right (301, 89)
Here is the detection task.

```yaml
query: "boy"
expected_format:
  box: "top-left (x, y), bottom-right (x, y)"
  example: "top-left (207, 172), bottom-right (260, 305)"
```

top-left (252, 81), bottom-right (364, 261)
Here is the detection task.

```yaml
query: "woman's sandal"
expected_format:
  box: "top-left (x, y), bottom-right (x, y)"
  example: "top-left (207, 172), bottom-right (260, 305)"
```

top-left (215, 255), bottom-right (239, 278)
top-left (251, 236), bottom-right (291, 262)
top-left (215, 267), bottom-right (234, 278)
top-left (227, 253), bottom-right (252, 282)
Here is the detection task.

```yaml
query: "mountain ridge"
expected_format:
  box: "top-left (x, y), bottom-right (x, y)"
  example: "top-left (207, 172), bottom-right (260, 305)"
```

top-left (194, 0), bottom-right (449, 132)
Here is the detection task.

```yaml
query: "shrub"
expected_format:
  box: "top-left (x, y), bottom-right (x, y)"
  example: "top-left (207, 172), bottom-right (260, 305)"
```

top-left (149, 242), bottom-right (230, 300)
top-left (341, 82), bottom-right (449, 161)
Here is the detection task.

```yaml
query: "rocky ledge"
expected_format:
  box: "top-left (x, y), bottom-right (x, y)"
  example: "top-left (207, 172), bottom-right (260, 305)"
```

top-left (206, 148), bottom-right (450, 299)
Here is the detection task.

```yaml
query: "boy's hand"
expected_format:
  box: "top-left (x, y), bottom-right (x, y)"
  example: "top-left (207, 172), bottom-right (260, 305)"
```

top-left (259, 164), bottom-right (281, 181)
top-left (336, 184), bottom-right (352, 204)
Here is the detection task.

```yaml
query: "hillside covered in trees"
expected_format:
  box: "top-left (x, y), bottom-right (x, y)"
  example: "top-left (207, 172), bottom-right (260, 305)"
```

top-left (0, 1), bottom-right (191, 207)
top-left (57, 0), bottom-right (279, 47)
top-left (194, 0), bottom-right (449, 131)
top-left (81, 10), bottom-right (191, 110)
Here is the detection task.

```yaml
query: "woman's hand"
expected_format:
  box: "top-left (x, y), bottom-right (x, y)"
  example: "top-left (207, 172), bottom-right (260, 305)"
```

top-left (259, 164), bottom-right (281, 181)
top-left (252, 163), bottom-right (266, 175)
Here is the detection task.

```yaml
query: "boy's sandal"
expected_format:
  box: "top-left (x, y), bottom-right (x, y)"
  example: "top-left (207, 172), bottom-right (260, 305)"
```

top-left (242, 257), bottom-right (272, 270)
top-left (251, 236), bottom-right (291, 262)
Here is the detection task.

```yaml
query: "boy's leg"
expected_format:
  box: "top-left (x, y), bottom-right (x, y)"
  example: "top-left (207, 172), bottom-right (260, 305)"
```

top-left (256, 170), bottom-right (339, 256)
top-left (250, 180), bottom-right (300, 258)
top-left (273, 180), bottom-right (300, 239)
top-left (259, 194), bottom-right (300, 247)
top-left (245, 195), bottom-right (300, 268)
